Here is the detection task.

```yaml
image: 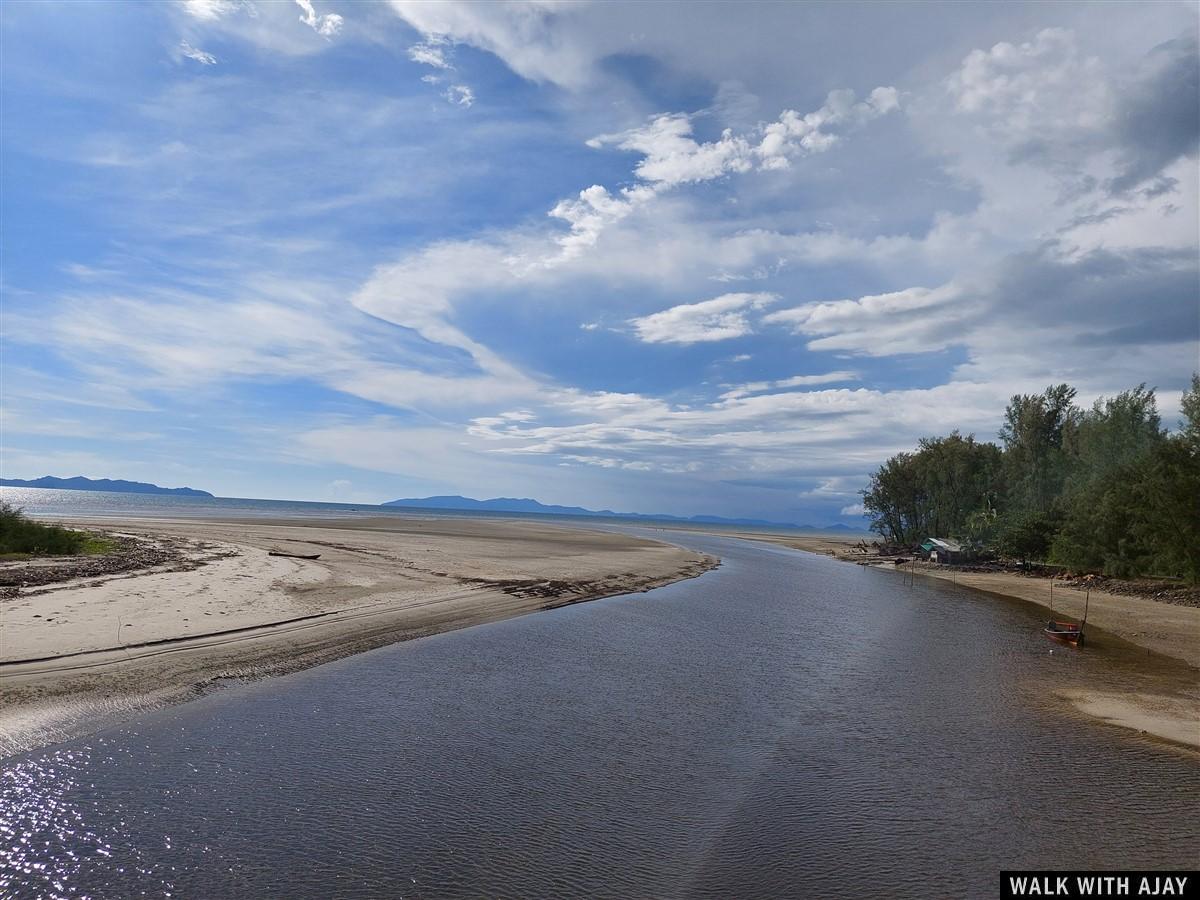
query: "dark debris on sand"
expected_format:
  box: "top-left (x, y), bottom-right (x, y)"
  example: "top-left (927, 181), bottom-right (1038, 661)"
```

top-left (0, 534), bottom-right (211, 597)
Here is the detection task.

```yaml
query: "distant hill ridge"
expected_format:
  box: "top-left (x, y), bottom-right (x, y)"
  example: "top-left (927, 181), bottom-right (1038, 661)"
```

top-left (383, 495), bottom-right (863, 532)
top-left (0, 476), bottom-right (213, 497)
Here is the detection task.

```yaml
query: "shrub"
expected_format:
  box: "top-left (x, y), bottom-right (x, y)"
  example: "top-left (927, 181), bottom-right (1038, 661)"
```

top-left (0, 501), bottom-right (89, 555)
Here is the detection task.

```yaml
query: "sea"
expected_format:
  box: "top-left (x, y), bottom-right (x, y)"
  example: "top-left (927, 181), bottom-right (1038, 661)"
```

top-left (0, 486), bottom-right (850, 537)
top-left (1, 491), bottom-right (1196, 898)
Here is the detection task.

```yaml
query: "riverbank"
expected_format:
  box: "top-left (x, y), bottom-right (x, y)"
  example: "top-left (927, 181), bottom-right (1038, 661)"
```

top-left (732, 531), bottom-right (1199, 750)
top-left (0, 516), bottom-right (716, 757)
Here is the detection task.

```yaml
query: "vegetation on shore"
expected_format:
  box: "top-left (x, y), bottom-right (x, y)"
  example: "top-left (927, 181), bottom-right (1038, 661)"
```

top-left (862, 375), bottom-right (1200, 582)
top-left (0, 501), bottom-right (115, 556)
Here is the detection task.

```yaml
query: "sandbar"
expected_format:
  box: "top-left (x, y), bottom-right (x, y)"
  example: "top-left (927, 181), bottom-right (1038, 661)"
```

top-left (0, 515), bottom-right (716, 756)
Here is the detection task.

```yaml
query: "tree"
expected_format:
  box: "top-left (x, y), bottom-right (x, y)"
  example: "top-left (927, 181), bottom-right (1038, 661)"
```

top-left (862, 432), bottom-right (1003, 544)
top-left (862, 451), bottom-right (927, 544)
top-left (998, 509), bottom-right (1058, 565)
top-left (860, 377), bottom-right (1198, 578)
top-left (1131, 375), bottom-right (1200, 582)
top-left (1052, 385), bottom-right (1164, 574)
top-left (999, 384), bottom-right (1079, 516)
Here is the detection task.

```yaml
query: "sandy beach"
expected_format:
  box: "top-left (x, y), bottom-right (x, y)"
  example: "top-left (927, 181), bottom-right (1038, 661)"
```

top-left (735, 531), bottom-right (1199, 750)
top-left (0, 516), bottom-right (715, 756)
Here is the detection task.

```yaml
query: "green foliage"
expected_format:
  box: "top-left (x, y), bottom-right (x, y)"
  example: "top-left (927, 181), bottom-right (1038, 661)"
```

top-left (861, 431), bottom-right (1002, 544)
top-left (999, 384), bottom-right (1078, 515)
top-left (0, 501), bottom-right (91, 555)
top-left (1052, 385), bottom-right (1164, 575)
top-left (998, 510), bottom-right (1058, 564)
top-left (1130, 377), bottom-right (1200, 581)
top-left (861, 375), bottom-right (1200, 581)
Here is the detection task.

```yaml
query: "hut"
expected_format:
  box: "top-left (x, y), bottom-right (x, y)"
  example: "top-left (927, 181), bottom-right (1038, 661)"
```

top-left (920, 537), bottom-right (965, 564)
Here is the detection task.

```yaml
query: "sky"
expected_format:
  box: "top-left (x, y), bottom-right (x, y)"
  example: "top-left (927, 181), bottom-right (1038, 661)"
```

top-left (2, 0), bottom-right (1197, 525)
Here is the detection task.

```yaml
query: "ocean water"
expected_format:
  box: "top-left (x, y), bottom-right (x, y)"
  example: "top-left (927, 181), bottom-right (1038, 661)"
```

top-left (0, 486), bottom-right (847, 538)
top-left (2, 532), bottom-right (1196, 898)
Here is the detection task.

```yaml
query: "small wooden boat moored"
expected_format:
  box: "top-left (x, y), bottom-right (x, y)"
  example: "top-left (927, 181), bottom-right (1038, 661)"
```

top-left (1042, 582), bottom-right (1088, 647)
top-left (1043, 619), bottom-right (1084, 646)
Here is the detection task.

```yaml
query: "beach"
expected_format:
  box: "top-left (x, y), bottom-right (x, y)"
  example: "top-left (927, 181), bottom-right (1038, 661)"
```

top-left (0, 515), bottom-right (715, 756)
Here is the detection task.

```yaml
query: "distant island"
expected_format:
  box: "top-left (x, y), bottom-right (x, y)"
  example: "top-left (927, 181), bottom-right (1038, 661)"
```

top-left (383, 495), bottom-right (864, 532)
top-left (0, 476), bottom-right (214, 498)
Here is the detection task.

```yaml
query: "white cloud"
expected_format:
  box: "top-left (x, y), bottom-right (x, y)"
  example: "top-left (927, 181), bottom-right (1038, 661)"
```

top-left (840, 502), bottom-right (865, 516)
top-left (178, 40), bottom-right (217, 65)
top-left (181, 0), bottom-right (242, 21)
top-left (720, 371), bottom-right (860, 399)
top-left (629, 292), bottom-right (778, 344)
top-left (175, 0), bottom-right (341, 55)
top-left (404, 33), bottom-right (474, 106)
top-left (542, 184), bottom-right (657, 263)
top-left (764, 285), bottom-right (966, 355)
top-left (408, 39), bottom-right (451, 69)
top-left (388, 0), bottom-right (594, 89)
top-left (526, 86), bottom-right (899, 269)
top-left (588, 87), bottom-right (900, 189)
top-left (947, 28), bottom-right (1106, 129)
top-left (294, 0), bottom-right (342, 37)
top-left (776, 371), bottom-right (860, 388)
top-left (445, 84), bottom-right (475, 107)
top-left (465, 380), bottom-right (1029, 485)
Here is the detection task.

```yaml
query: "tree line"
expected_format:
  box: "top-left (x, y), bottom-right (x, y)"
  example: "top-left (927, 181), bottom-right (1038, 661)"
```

top-left (861, 375), bottom-right (1200, 582)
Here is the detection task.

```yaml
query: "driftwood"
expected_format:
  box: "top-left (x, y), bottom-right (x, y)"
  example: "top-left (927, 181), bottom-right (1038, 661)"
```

top-left (268, 550), bottom-right (321, 560)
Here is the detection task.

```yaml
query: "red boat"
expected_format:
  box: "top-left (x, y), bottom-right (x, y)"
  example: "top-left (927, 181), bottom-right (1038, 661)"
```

top-left (1043, 584), bottom-right (1089, 647)
top-left (1043, 619), bottom-right (1085, 647)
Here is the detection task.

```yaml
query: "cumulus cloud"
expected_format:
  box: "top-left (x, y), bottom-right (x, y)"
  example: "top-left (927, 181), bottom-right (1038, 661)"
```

top-left (532, 86), bottom-right (898, 266)
top-left (945, 27), bottom-right (1199, 197)
top-left (629, 292), bottom-right (778, 344)
top-left (542, 184), bottom-right (656, 262)
top-left (589, 87), bottom-right (899, 188)
top-left (27, 4), bottom-right (1193, 521)
top-left (295, 0), bottom-right (342, 37)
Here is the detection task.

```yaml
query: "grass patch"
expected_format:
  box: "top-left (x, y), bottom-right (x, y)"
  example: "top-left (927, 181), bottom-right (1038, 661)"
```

top-left (0, 501), bottom-right (114, 556)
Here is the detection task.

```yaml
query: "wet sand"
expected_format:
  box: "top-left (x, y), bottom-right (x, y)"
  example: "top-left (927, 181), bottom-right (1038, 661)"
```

top-left (0, 516), bottom-right (715, 756)
top-left (731, 531), bottom-right (1199, 750)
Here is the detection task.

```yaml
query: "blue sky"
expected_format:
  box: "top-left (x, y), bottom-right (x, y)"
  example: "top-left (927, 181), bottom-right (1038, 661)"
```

top-left (2, 0), bottom-right (1197, 524)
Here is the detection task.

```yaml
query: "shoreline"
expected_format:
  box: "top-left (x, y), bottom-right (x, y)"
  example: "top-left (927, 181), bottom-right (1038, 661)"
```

top-left (727, 531), bottom-right (1199, 751)
top-left (0, 515), bottom-right (717, 758)
top-left (3, 516), bottom-right (1195, 758)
